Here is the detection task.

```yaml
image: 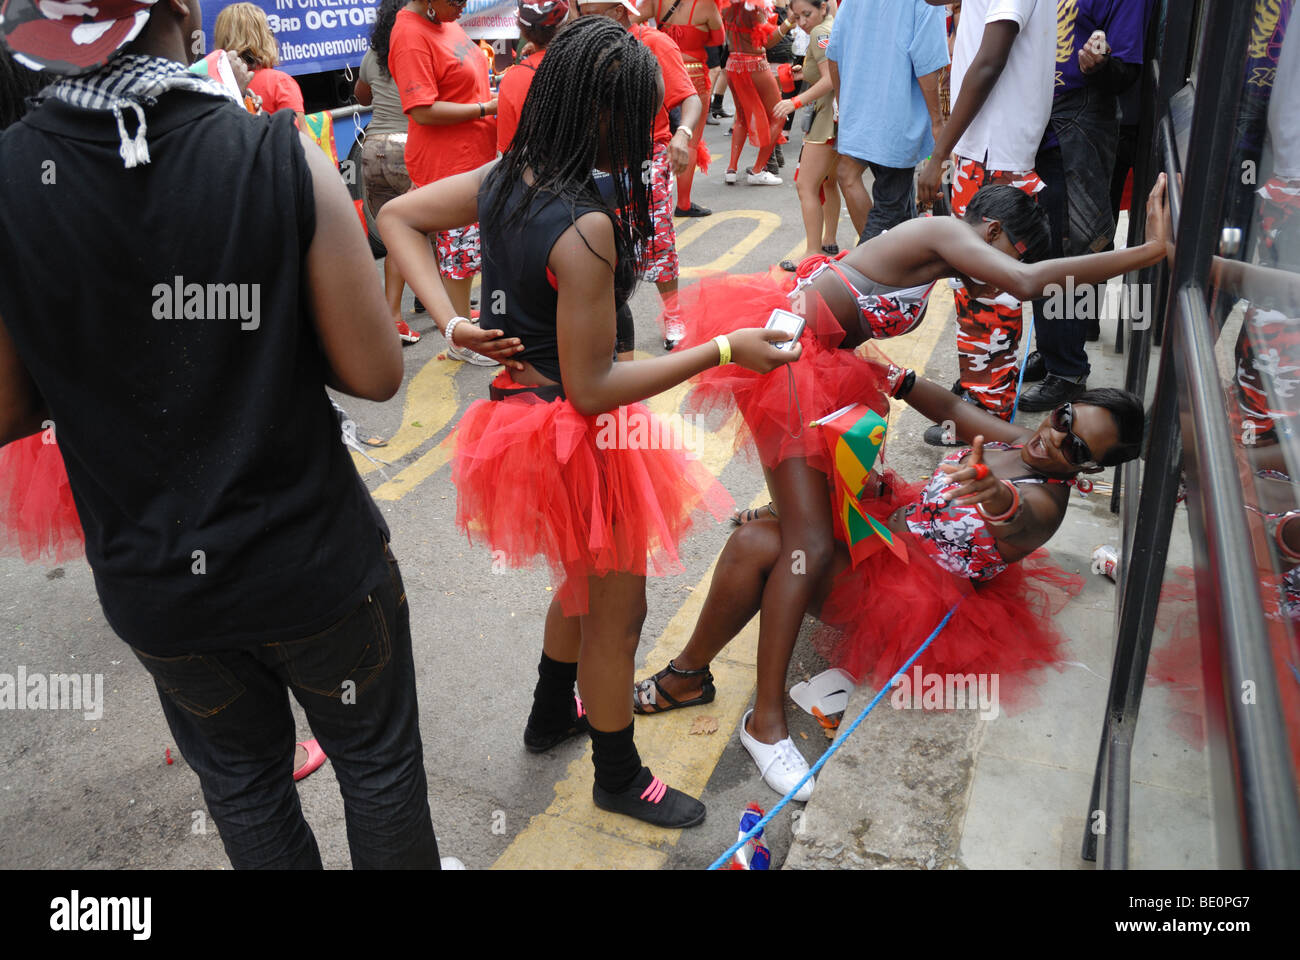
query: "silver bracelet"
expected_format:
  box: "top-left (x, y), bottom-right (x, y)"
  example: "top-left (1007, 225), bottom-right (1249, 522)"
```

top-left (444, 315), bottom-right (472, 345)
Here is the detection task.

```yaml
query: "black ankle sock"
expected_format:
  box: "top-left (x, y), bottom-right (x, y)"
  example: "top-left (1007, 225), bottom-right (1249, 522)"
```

top-left (527, 653), bottom-right (577, 731)
top-left (590, 722), bottom-right (642, 794)
top-left (711, 94), bottom-right (723, 110)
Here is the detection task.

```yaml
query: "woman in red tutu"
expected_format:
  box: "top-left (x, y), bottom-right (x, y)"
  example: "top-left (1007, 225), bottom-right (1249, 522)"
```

top-left (379, 15), bottom-right (798, 828)
top-left (631, 177), bottom-right (1174, 800)
top-left (637, 370), bottom-right (1146, 799)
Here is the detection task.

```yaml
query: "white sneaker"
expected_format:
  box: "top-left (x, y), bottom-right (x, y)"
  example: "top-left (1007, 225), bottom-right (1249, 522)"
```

top-left (724, 170), bottom-right (738, 184)
top-left (746, 170), bottom-right (783, 186)
top-left (739, 710), bottom-right (814, 801)
top-left (447, 343), bottom-right (499, 367)
top-left (440, 856), bottom-right (467, 870)
top-left (664, 317), bottom-right (686, 351)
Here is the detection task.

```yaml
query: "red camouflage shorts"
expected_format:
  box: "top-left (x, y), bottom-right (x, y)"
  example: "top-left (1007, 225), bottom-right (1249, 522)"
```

top-left (640, 143), bottom-right (680, 284)
top-left (434, 222), bottom-right (482, 280)
top-left (948, 156), bottom-right (1045, 419)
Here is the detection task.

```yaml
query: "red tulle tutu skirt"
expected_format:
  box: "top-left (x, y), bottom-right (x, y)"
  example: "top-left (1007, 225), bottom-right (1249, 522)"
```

top-left (0, 434), bottom-right (84, 564)
top-left (811, 473), bottom-right (1084, 709)
top-left (451, 374), bottom-right (733, 615)
top-left (674, 271), bottom-right (892, 474)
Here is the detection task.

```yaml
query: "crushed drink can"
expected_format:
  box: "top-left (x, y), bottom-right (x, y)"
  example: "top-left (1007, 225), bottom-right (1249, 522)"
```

top-left (1092, 544), bottom-right (1119, 580)
top-left (728, 802), bottom-right (771, 870)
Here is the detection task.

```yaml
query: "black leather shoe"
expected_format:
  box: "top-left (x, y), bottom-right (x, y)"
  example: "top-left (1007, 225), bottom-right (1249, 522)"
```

top-left (1018, 374), bottom-right (1087, 412)
top-left (1022, 350), bottom-right (1047, 382)
top-left (923, 423), bottom-right (965, 447)
top-left (711, 104), bottom-right (733, 119)
top-left (705, 113), bottom-right (720, 125)
top-left (675, 202), bottom-right (712, 218)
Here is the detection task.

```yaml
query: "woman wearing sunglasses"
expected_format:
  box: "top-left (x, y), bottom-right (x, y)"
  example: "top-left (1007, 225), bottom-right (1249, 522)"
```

top-left (631, 176), bottom-right (1171, 800)
top-left (636, 359), bottom-right (1145, 799)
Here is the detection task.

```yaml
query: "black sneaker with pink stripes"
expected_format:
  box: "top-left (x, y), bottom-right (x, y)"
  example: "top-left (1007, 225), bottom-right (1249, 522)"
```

top-left (592, 766), bottom-right (706, 828)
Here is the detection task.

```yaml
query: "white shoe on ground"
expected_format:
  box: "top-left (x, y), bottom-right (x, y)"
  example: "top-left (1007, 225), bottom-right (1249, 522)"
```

top-left (738, 709), bottom-right (814, 802)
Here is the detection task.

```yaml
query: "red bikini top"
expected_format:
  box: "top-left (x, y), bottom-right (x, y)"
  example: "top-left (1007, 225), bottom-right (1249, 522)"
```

top-left (657, 0), bottom-right (720, 57)
top-left (721, 0), bottom-right (776, 48)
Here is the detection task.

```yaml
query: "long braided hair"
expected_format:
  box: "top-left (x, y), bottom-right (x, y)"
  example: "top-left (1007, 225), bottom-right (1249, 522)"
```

top-left (369, 0), bottom-right (406, 78)
top-left (481, 15), bottom-right (659, 295)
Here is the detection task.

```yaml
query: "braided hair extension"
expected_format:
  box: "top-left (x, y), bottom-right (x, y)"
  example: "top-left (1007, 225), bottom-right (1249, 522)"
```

top-left (369, 0), bottom-right (407, 77)
top-left (482, 15), bottom-right (659, 294)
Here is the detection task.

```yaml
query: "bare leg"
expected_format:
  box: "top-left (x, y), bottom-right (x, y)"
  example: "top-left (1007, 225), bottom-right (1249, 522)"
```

top-left (652, 518), bottom-right (783, 703)
top-left (443, 275), bottom-right (473, 322)
top-left (795, 142), bottom-right (836, 258)
top-left (383, 255), bottom-right (405, 321)
top-left (651, 460), bottom-right (838, 744)
top-left (835, 153), bottom-right (873, 239)
top-left (578, 571), bottom-right (648, 734)
top-left (821, 157), bottom-right (842, 249)
top-left (543, 593), bottom-right (581, 663)
top-left (748, 67), bottom-right (783, 174)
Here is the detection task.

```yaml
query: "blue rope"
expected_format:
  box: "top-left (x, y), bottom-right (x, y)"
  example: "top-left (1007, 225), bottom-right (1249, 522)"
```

top-left (706, 600), bottom-right (964, 871)
top-left (1008, 313), bottom-right (1037, 426)
top-left (706, 307), bottom-right (1040, 871)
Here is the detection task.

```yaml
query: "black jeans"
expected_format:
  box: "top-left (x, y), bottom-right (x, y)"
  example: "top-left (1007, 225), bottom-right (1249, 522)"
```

top-left (131, 543), bottom-right (441, 869)
top-left (1031, 146), bottom-right (1090, 379)
top-left (857, 159), bottom-right (919, 243)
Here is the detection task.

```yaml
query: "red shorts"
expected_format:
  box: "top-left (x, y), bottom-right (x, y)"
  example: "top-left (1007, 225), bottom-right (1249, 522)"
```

top-left (435, 222), bottom-right (481, 280)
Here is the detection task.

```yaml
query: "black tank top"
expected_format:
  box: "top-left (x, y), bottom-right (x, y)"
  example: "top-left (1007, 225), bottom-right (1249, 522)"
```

top-left (0, 93), bottom-right (389, 654)
top-left (478, 169), bottom-right (628, 384)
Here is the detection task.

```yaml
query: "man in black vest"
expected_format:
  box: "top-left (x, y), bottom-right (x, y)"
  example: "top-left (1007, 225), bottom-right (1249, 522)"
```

top-left (0, 0), bottom-right (454, 869)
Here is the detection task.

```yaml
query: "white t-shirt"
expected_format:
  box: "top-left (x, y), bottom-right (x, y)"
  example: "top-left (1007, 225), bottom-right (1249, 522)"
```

top-left (1268, 11), bottom-right (1299, 179)
top-left (950, 0), bottom-right (1054, 172)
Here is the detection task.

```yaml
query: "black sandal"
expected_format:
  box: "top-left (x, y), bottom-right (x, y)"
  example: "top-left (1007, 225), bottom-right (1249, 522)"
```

top-left (632, 660), bottom-right (716, 715)
top-left (731, 502), bottom-right (778, 525)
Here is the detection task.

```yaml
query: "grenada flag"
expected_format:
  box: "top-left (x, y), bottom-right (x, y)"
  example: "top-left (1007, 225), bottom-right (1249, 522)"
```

top-left (813, 403), bottom-right (908, 567)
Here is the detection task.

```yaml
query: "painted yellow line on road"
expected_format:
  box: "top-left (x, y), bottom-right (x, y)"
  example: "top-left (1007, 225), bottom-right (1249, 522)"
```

top-left (491, 490), bottom-right (767, 870)
top-left (675, 210), bottom-right (782, 277)
top-left (371, 436), bottom-right (454, 501)
top-left (351, 354), bottom-right (460, 477)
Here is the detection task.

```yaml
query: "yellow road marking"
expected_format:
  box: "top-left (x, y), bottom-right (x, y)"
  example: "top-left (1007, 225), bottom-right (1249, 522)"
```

top-left (675, 210), bottom-right (782, 277)
top-left (350, 355), bottom-right (459, 476)
top-left (371, 436), bottom-right (454, 501)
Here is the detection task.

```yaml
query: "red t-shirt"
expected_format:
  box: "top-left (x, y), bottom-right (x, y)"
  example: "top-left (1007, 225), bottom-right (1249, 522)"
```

top-left (388, 9), bottom-right (496, 187)
top-left (495, 50), bottom-right (544, 155)
top-left (630, 24), bottom-right (696, 146)
top-left (248, 68), bottom-right (304, 115)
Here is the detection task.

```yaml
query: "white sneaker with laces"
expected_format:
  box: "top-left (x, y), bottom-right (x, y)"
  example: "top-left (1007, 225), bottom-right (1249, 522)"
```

top-left (739, 709), bottom-right (814, 801)
top-left (746, 170), bottom-right (783, 186)
top-left (447, 343), bottom-right (499, 366)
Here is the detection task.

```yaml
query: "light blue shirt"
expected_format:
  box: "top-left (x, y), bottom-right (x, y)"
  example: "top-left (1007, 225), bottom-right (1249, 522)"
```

top-left (826, 0), bottom-right (950, 169)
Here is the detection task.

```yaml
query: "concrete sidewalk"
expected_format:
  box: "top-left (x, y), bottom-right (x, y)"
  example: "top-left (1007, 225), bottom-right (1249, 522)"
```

top-left (783, 270), bottom-right (1217, 870)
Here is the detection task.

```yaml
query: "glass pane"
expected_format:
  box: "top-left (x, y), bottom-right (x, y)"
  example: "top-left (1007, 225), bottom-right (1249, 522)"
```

top-left (1208, 0), bottom-right (1300, 821)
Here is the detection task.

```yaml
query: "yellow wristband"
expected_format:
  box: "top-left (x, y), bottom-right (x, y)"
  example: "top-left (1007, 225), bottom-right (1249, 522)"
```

top-left (713, 334), bottom-right (732, 366)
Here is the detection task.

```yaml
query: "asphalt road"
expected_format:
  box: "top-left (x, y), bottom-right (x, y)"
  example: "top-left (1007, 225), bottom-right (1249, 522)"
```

top-left (0, 116), bottom-right (914, 870)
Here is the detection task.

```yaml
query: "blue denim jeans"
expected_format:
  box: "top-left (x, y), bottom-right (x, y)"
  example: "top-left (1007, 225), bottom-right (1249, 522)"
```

top-left (131, 542), bottom-right (441, 869)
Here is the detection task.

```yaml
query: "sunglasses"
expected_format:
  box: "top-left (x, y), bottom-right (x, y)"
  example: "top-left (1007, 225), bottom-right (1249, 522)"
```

top-left (1049, 403), bottom-right (1097, 468)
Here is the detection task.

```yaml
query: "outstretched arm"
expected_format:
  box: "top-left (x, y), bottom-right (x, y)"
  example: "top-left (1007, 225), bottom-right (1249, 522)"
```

top-left (556, 213), bottom-right (801, 415)
top-left (377, 160), bottom-right (524, 367)
top-left (933, 174), bottom-right (1171, 300)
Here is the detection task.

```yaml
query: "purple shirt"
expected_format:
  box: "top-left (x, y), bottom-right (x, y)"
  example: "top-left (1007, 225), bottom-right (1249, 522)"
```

top-left (1054, 0), bottom-right (1150, 93)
